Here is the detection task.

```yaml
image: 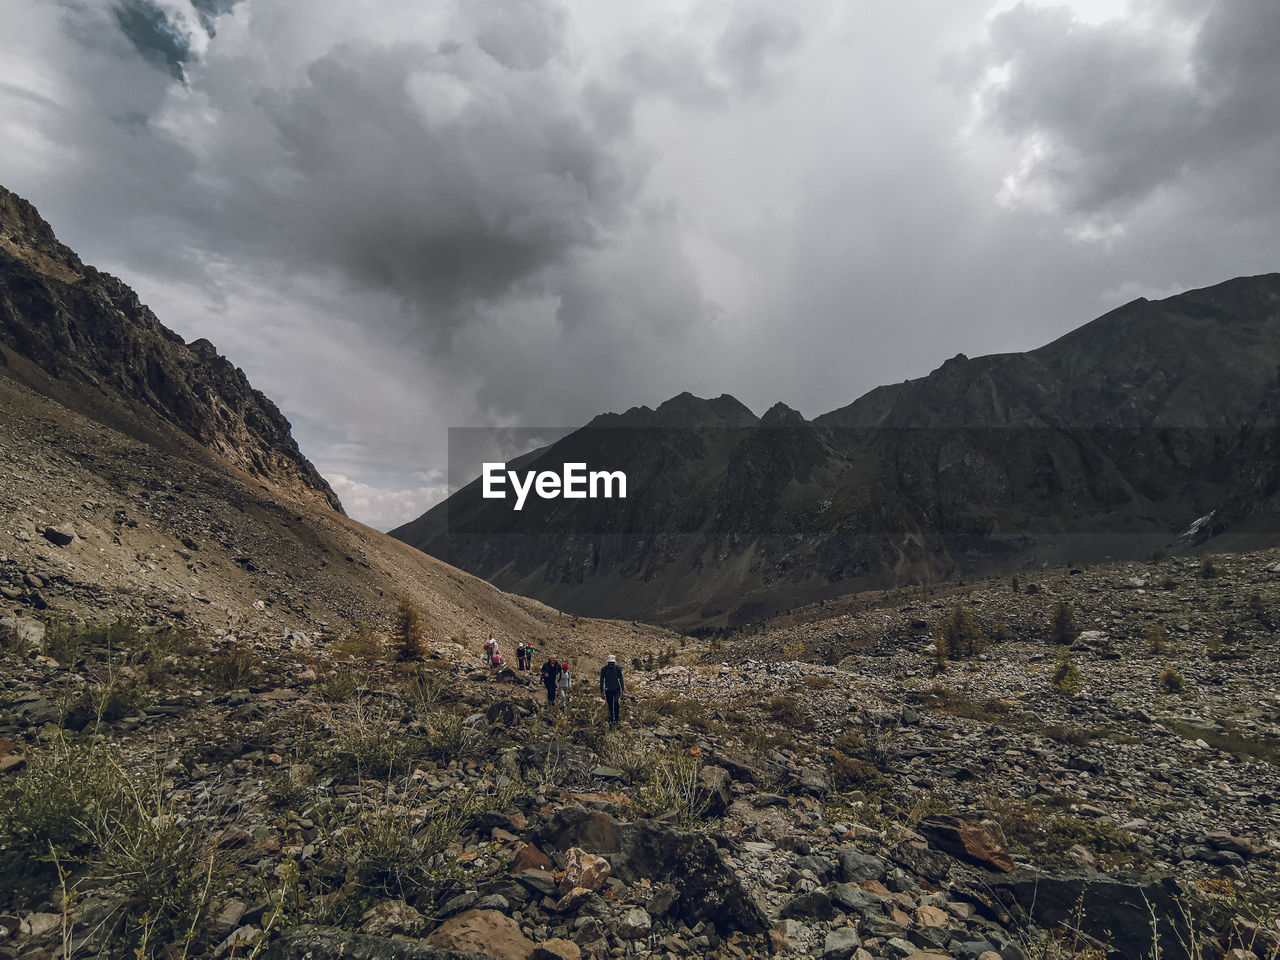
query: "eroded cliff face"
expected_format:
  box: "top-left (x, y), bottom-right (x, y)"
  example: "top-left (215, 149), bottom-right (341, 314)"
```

top-left (0, 185), bottom-right (343, 514)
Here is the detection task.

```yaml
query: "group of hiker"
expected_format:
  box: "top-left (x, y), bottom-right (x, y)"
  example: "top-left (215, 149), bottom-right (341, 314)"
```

top-left (481, 637), bottom-right (627, 723)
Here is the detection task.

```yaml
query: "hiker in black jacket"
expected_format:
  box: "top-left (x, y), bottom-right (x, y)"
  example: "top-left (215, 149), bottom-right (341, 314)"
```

top-left (540, 656), bottom-right (561, 706)
top-left (599, 655), bottom-right (625, 723)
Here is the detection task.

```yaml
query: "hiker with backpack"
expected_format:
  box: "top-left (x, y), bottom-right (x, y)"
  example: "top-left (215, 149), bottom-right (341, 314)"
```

top-left (523, 641), bottom-right (536, 671)
top-left (599, 655), bottom-right (625, 723)
top-left (540, 655), bottom-right (561, 706)
top-left (483, 637), bottom-right (497, 664)
top-left (516, 642), bottom-right (527, 670)
top-left (556, 660), bottom-right (572, 704)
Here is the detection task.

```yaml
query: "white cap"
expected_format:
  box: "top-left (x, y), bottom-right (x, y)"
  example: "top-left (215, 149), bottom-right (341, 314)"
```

top-left (607, 655), bottom-right (616, 662)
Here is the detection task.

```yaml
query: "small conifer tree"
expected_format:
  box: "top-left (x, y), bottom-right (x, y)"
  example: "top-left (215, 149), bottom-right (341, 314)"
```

top-left (1050, 601), bottom-right (1080, 645)
top-left (393, 596), bottom-right (426, 661)
top-left (935, 601), bottom-right (983, 661)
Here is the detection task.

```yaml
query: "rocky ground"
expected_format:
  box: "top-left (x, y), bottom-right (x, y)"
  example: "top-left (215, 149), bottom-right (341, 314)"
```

top-left (3, 551), bottom-right (1280, 960)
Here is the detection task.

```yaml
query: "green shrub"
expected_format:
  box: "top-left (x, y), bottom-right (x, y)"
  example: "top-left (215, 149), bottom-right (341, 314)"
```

top-left (207, 642), bottom-right (256, 690)
top-left (1248, 592), bottom-right (1271, 626)
top-left (634, 747), bottom-right (706, 827)
top-left (0, 735), bottom-right (224, 955)
top-left (312, 700), bottom-right (486, 782)
top-left (1043, 725), bottom-right (1093, 746)
top-left (827, 750), bottom-right (891, 798)
top-left (1158, 663), bottom-right (1186, 693)
top-left (40, 618), bottom-right (87, 664)
top-left (988, 621), bottom-right (1013, 645)
top-left (330, 621), bottom-right (385, 660)
top-left (316, 671), bottom-right (358, 702)
top-left (312, 701), bottom-right (412, 781)
top-left (87, 679), bottom-right (147, 723)
top-left (1051, 649), bottom-right (1082, 696)
top-left (1146, 621), bottom-right (1168, 655)
top-left (402, 667), bottom-right (459, 712)
top-left (312, 783), bottom-right (498, 926)
top-left (764, 694), bottom-right (814, 731)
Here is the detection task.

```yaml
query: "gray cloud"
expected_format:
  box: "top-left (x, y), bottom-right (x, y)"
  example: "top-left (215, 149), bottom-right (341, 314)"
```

top-left (4, 1), bottom-right (1280, 531)
top-left (250, 37), bottom-right (629, 330)
top-left (966, 1), bottom-right (1280, 227)
top-left (715, 9), bottom-right (802, 95)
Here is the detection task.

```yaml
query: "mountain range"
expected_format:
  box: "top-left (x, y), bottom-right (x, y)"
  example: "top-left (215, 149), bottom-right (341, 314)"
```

top-left (393, 274), bottom-right (1280, 627)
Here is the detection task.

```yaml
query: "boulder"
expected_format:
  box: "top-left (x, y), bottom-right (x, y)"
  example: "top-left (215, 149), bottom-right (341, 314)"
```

top-left (558, 847), bottom-right (610, 894)
top-left (553, 888), bottom-right (594, 913)
top-left (20, 913), bottom-right (61, 938)
top-left (511, 843), bottom-right (554, 874)
top-left (780, 890), bottom-right (834, 921)
top-left (615, 907), bottom-right (652, 940)
top-left (695, 765), bottom-right (733, 815)
top-left (887, 841), bottom-right (951, 883)
top-left (531, 941), bottom-right (581, 960)
top-left (0, 616), bottom-right (44, 650)
top-left (425, 909), bottom-right (534, 960)
top-left (42, 523), bottom-right (76, 546)
top-left (536, 806), bottom-right (769, 935)
top-left (976, 868), bottom-right (1189, 960)
top-left (823, 927), bottom-right (862, 960)
top-left (361, 901), bottom-right (421, 937)
top-left (836, 847), bottom-right (887, 882)
top-left (917, 816), bottom-right (1013, 872)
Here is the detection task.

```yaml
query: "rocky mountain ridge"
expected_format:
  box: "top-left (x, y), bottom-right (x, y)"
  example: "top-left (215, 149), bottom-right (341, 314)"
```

top-left (0, 185), bottom-right (342, 513)
top-left (395, 275), bottom-right (1280, 627)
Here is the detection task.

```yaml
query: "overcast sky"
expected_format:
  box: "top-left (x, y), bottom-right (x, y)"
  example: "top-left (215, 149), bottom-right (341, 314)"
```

top-left (4, 0), bottom-right (1279, 528)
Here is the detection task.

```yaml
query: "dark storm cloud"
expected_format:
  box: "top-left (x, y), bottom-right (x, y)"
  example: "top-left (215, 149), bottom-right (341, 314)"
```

top-left (247, 36), bottom-right (630, 333)
top-left (967, 0), bottom-right (1280, 222)
top-left (114, 1), bottom-right (192, 80)
top-left (13, 0), bottom-right (1280, 531)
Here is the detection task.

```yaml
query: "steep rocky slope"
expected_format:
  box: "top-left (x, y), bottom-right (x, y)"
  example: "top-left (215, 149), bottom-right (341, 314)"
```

top-left (395, 276), bottom-right (1280, 627)
top-left (0, 185), bottom-right (341, 513)
top-left (0, 184), bottom-right (669, 658)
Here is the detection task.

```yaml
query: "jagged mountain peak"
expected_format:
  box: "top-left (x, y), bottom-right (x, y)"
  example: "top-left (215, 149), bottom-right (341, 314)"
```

top-left (760, 401), bottom-right (807, 426)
